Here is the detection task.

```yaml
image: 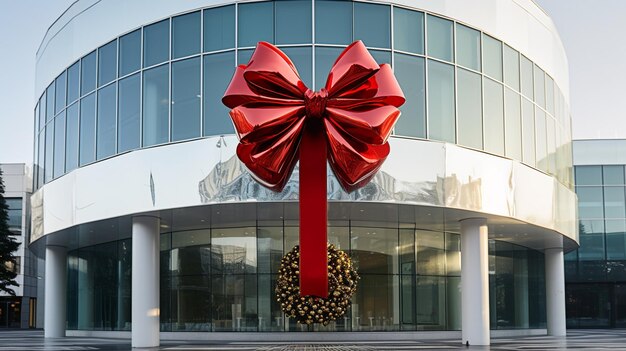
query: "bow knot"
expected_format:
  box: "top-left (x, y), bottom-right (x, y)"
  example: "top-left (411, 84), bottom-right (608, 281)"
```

top-left (304, 88), bottom-right (328, 119)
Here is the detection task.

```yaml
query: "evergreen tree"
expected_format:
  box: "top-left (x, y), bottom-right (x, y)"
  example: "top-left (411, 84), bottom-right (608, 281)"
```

top-left (0, 168), bottom-right (20, 295)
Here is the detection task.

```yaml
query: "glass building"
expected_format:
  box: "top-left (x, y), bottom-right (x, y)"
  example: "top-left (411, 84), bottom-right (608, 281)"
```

top-left (568, 139), bottom-right (626, 328)
top-left (0, 164), bottom-right (39, 329)
top-left (29, 0), bottom-right (578, 347)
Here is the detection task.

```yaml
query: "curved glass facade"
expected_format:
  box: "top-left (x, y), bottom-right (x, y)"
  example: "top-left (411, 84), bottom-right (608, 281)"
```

top-left (33, 0), bottom-right (573, 192)
top-left (65, 223), bottom-right (546, 332)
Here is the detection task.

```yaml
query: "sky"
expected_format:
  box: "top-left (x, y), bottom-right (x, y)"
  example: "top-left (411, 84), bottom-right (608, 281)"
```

top-left (0, 0), bottom-right (75, 163)
top-left (0, 0), bottom-right (625, 164)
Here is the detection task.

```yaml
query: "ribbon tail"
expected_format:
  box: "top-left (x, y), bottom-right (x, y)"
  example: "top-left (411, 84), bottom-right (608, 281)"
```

top-left (299, 122), bottom-right (328, 298)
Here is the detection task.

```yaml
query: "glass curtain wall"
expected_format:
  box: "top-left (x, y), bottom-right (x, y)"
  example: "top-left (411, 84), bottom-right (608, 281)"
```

top-left (67, 222), bottom-right (546, 332)
top-left (34, 0), bottom-right (573, 191)
top-left (567, 165), bottom-right (626, 328)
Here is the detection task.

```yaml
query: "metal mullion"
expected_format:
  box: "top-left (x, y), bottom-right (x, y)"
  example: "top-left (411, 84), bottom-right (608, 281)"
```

top-left (311, 0), bottom-right (316, 90)
top-left (424, 14), bottom-right (429, 139)
top-left (139, 26), bottom-right (144, 148)
top-left (452, 21), bottom-right (458, 145)
top-left (200, 10), bottom-right (204, 137)
top-left (390, 4), bottom-right (395, 135)
top-left (93, 47), bottom-right (99, 163)
top-left (235, 3), bottom-right (239, 65)
top-left (479, 30), bottom-right (486, 151)
top-left (168, 18), bottom-right (173, 143)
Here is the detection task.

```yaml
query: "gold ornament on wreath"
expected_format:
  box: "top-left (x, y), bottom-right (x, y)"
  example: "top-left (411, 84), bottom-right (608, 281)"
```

top-left (275, 244), bottom-right (359, 325)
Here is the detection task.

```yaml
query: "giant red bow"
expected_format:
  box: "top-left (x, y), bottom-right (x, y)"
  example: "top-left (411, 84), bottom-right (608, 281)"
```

top-left (223, 41), bottom-right (405, 297)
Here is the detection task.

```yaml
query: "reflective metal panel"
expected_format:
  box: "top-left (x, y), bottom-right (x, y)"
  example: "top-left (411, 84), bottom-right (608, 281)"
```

top-left (32, 136), bottom-right (577, 249)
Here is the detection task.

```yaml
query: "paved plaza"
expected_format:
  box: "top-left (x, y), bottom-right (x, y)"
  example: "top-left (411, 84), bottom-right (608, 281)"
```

top-left (0, 329), bottom-right (625, 350)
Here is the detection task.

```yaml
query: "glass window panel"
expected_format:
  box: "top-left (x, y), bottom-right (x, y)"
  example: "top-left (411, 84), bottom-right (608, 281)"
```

top-left (237, 49), bottom-right (253, 66)
top-left (170, 275), bottom-right (211, 331)
top-left (577, 186), bottom-right (604, 219)
top-left (351, 227), bottom-right (398, 275)
top-left (534, 65), bottom-right (545, 107)
top-left (393, 7), bottom-right (424, 54)
top-left (456, 24), bottom-right (480, 71)
top-left (503, 44), bottom-right (520, 91)
top-left (456, 68), bottom-right (482, 150)
top-left (504, 88), bottom-right (522, 160)
top-left (143, 19), bottom-right (170, 67)
top-left (46, 83), bottom-right (55, 122)
top-left (315, 47), bottom-right (342, 90)
top-left (96, 84), bottom-right (116, 159)
top-left (393, 54), bottom-right (426, 138)
top-left (521, 99), bottom-right (535, 167)
top-left (211, 227), bottom-right (256, 274)
top-left (445, 233), bottom-right (461, 276)
top-left (546, 75), bottom-right (555, 115)
top-left (171, 57), bottom-right (201, 141)
top-left (315, 0), bottom-right (351, 45)
top-left (203, 5), bottom-right (235, 52)
top-left (281, 47), bottom-right (312, 89)
top-left (39, 94), bottom-right (46, 132)
top-left (416, 230), bottom-right (444, 276)
top-left (55, 71), bottom-right (67, 114)
top-left (484, 79), bottom-right (505, 155)
top-left (118, 74), bottom-right (141, 153)
top-left (606, 220), bottom-right (626, 260)
top-left (399, 229), bottom-right (415, 275)
top-left (258, 274), bottom-right (284, 331)
top-left (142, 64), bottom-right (169, 146)
top-left (119, 29), bottom-right (141, 77)
top-left (604, 187), bottom-right (626, 219)
top-left (547, 117), bottom-right (556, 174)
top-left (353, 274), bottom-right (400, 331)
top-left (428, 60), bottom-right (455, 143)
top-left (5, 199), bottom-right (21, 211)
top-left (172, 11), bottom-right (200, 59)
top-left (369, 50), bottom-right (391, 65)
top-left (257, 227), bottom-right (283, 274)
top-left (275, 0), bottom-right (311, 45)
top-left (203, 52), bottom-right (235, 136)
top-left (79, 93), bottom-right (96, 166)
top-left (603, 165), bottom-right (625, 185)
top-left (37, 132), bottom-right (45, 187)
top-left (535, 107), bottom-right (547, 172)
top-left (81, 51), bottom-right (96, 95)
top-left (44, 124), bottom-right (54, 183)
top-left (98, 40), bottom-right (117, 87)
top-left (427, 15), bottom-right (453, 62)
top-left (67, 61), bottom-right (80, 104)
top-left (578, 219), bottom-right (605, 260)
top-left (238, 2), bottom-right (273, 47)
top-left (483, 35), bottom-right (502, 81)
top-left (170, 234), bottom-right (211, 276)
top-left (575, 166), bottom-right (602, 186)
top-left (65, 102), bottom-right (79, 172)
top-left (520, 55), bottom-right (533, 100)
top-left (53, 111), bottom-right (66, 178)
top-left (354, 2), bottom-right (390, 49)
top-left (211, 274), bottom-right (257, 331)
top-left (416, 276), bottom-right (447, 330)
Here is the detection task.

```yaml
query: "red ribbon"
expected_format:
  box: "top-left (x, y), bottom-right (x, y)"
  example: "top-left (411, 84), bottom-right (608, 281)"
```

top-left (222, 41), bottom-right (405, 297)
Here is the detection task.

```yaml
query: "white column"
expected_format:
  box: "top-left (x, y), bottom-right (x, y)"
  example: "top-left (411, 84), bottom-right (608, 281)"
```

top-left (545, 248), bottom-right (566, 336)
top-left (132, 216), bottom-right (160, 348)
top-left (461, 218), bottom-right (490, 346)
top-left (44, 246), bottom-right (67, 338)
